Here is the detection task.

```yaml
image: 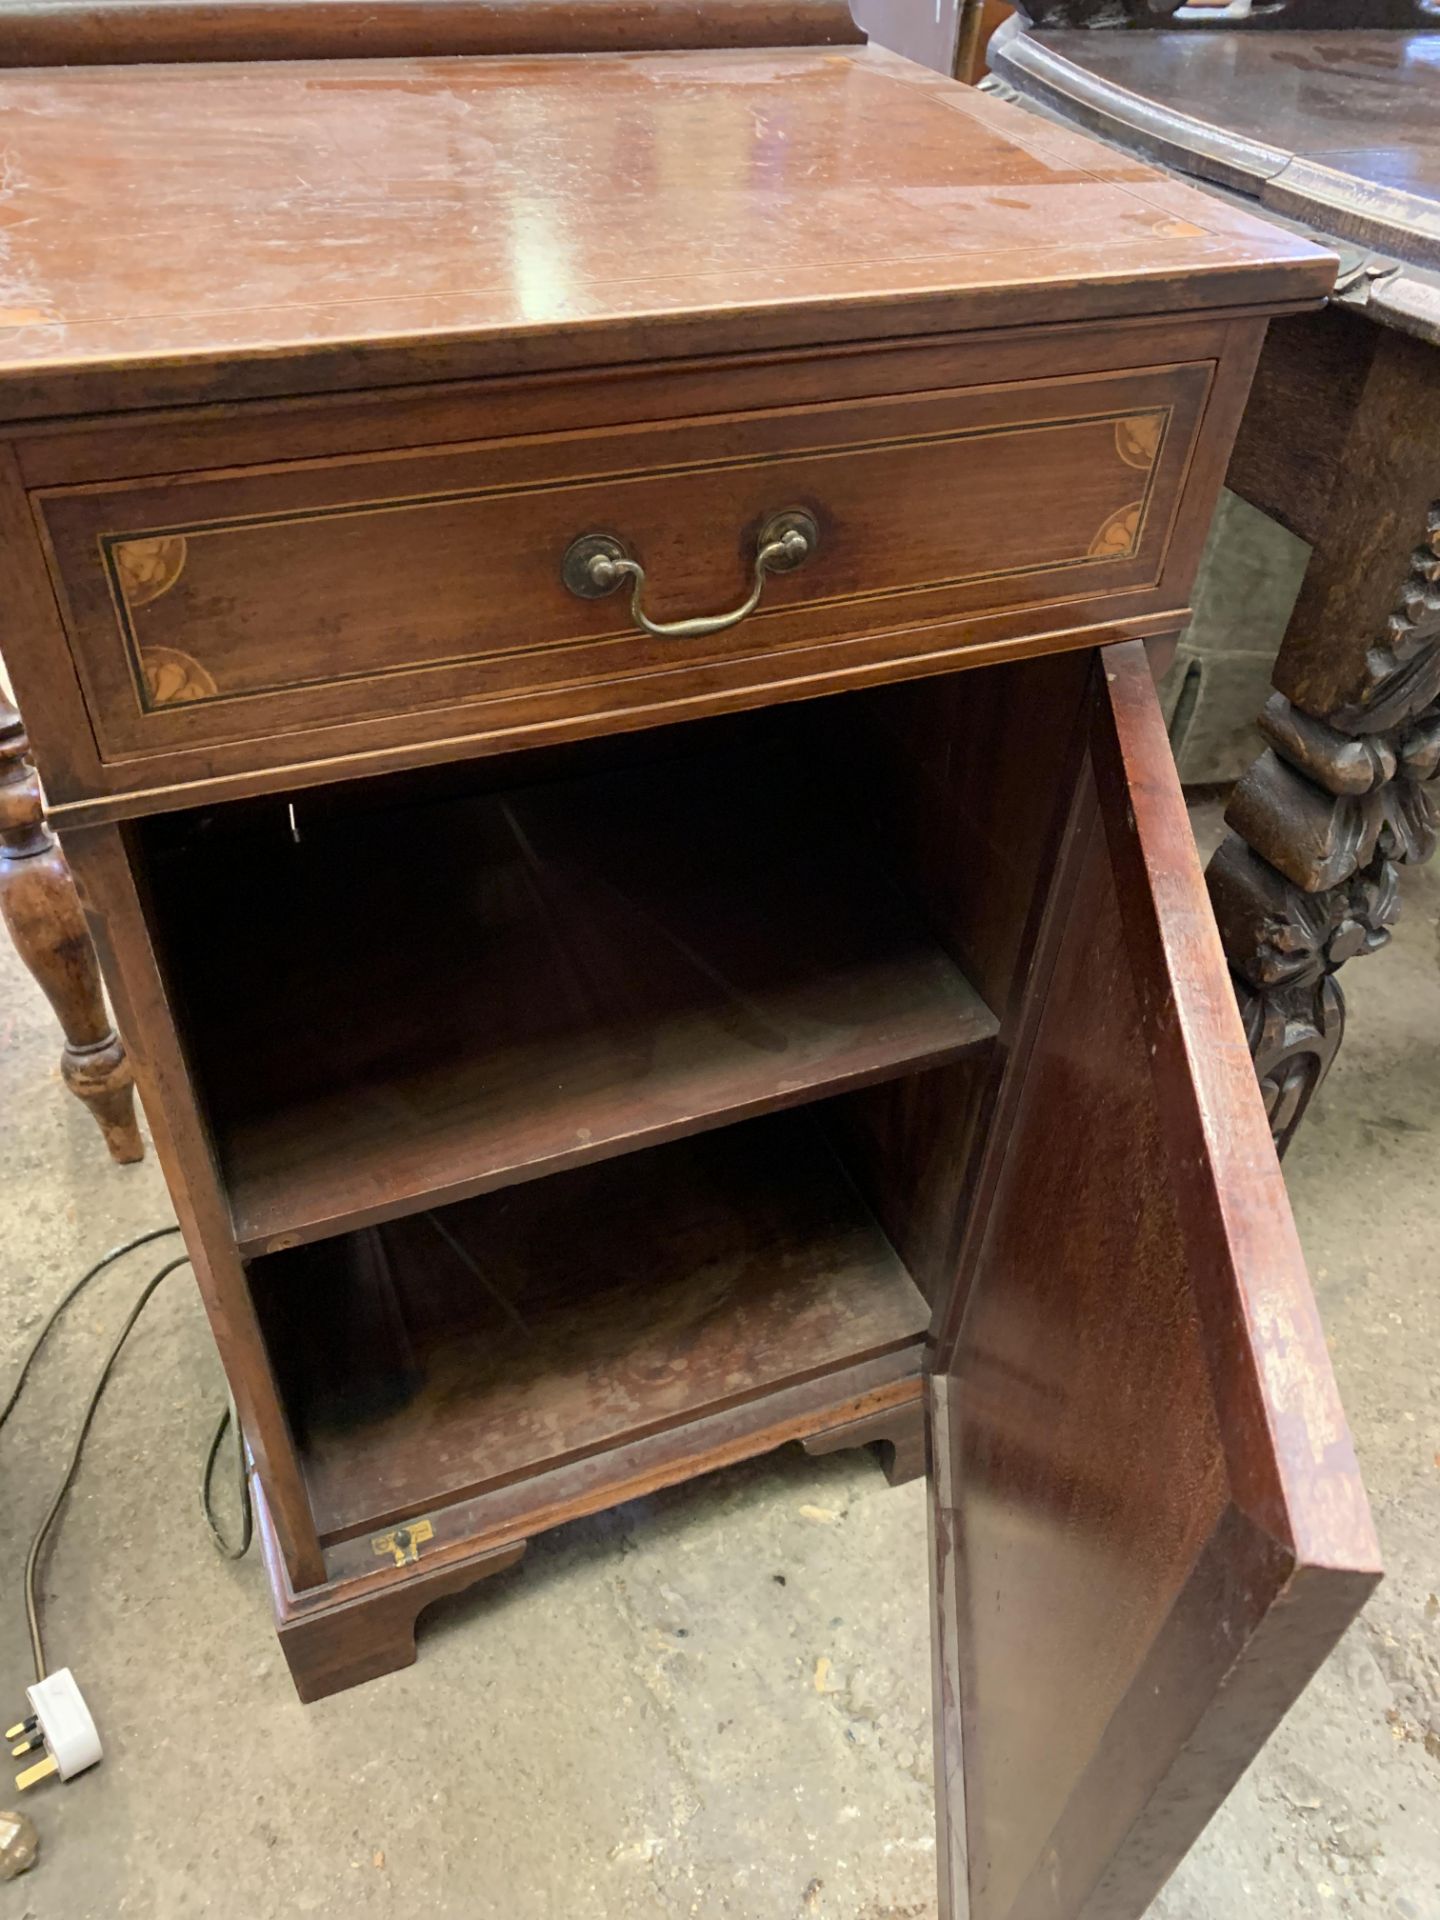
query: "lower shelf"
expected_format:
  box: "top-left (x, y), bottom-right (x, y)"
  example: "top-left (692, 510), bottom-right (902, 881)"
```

top-left (252, 1109), bottom-right (930, 1548)
top-left (253, 1353), bottom-right (926, 1701)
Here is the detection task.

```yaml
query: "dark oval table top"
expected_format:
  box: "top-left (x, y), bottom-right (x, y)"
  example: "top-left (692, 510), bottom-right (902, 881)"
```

top-left (989, 26), bottom-right (1440, 343)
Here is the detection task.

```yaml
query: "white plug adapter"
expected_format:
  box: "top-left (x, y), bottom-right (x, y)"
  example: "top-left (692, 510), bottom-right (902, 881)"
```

top-left (7, 1669), bottom-right (102, 1790)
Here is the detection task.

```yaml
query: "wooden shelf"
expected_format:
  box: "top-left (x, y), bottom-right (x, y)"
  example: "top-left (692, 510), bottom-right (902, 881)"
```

top-left (250, 1111), bottom-right (930, 1546)
top-left (156, 742), bottom-right (996, 1255)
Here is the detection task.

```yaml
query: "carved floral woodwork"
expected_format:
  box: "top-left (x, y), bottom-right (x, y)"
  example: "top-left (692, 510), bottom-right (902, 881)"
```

top-left (1206, 501), bottom-right (1440, 1152)
top-left (985, 6), bottom-right (1440, 1148)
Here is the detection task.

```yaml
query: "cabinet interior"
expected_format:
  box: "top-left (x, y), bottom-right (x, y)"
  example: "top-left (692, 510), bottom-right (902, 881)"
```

top-left (136, 648), bottom-right (1093, 1545)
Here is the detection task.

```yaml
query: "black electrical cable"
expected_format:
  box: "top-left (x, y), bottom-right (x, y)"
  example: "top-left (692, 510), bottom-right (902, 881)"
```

top-left (201, 1390), bottom-right (252, 1562)
top-left (0, 1225), bottom-right (182, 1435)
top-left (2, 1226), bottom-right (253, 1682)
top-left (23, 1254), bottom-right (190, 1682)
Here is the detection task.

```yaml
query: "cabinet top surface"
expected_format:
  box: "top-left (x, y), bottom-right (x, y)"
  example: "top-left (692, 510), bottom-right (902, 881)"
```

top-left (0, 46), bottom-right (1330, 415)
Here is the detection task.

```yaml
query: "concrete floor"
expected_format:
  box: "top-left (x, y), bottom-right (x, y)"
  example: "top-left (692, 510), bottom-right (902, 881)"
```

top-left (0, 815), bottom-right (1437, 1919)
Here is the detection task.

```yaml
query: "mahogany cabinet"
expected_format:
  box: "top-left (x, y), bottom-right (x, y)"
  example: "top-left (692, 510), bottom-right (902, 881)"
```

top-left (0, 21), bottom-right (1380, 1918)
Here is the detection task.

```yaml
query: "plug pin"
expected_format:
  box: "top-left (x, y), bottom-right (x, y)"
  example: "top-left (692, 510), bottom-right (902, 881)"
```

top-left (3, 1719), bottom-right (35, 1742)
top-left (15, 1670), bottom-right (101, 1789)
top-left (9, 1734), bottom-right (42, 1757)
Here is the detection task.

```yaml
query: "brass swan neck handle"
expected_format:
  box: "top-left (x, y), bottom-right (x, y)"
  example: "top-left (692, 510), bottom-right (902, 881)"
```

top-left (561, 510), bottom-right (819, 641)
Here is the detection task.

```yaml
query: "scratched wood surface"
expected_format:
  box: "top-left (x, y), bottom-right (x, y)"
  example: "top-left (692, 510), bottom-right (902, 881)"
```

top-left (252, 1109), bottom-right (929, 1542)
top-left (0, 47), bottom-right (1332, 419)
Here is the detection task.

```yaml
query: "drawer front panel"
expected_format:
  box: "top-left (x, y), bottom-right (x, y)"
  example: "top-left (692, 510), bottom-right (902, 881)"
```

top-left (38, 361), bottom-right (1212, 761)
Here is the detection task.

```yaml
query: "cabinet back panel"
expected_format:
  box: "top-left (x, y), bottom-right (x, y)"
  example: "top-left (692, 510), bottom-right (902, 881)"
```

top-left (816, 649), bottom-right (1095, 1300)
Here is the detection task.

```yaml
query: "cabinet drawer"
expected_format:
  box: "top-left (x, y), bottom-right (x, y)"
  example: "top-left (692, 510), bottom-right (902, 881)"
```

top-left (37, 359), bottom-right (1212, 764)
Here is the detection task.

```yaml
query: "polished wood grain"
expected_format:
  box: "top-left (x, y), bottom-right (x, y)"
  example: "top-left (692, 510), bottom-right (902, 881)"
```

top-left (5, 314), bottom-right (1261, 490)
top-left (929, 643), bottom-right (1380, 1920)
top-left (144, 730), bottom-right (996, 1255)
top-left (38, 360), bottom-right (1209, 763)
top-left (13, 314), bottom-right (1267, 827)
top-left (250, 1111), bottom-right (928, 1543)
top-left (0, 48), bottom-right (1332, 423)
top-left (20, 594), bottom-right (1189, 830)
top-left (0, 0), bottom-right (865, 65)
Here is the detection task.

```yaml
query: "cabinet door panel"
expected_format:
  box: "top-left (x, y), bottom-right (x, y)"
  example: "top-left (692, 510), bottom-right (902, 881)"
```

top-left (928, 640), bottom-right (1379, 1920)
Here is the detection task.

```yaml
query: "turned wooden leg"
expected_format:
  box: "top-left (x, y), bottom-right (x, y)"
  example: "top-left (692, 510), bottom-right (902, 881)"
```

top-left (0, 695), bottom-right (143, 1163)
top-left (802, 1395), bottom-right (928, 1487)
top-left (1207, 498), bottom-right (1440, 1154)
top-left (278, 1540), bottom-right (528, 1704)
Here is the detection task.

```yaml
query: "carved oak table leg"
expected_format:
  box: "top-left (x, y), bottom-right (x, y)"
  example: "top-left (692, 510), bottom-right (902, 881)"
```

top-left (0, 694), bottom-right (143, 1163)
top-left (1213, 317), bottom-right (1440, 1154)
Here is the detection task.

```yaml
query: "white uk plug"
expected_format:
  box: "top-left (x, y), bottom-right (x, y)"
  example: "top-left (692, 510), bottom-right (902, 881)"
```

top-left (6, 1670), bottom-right (101, 1791)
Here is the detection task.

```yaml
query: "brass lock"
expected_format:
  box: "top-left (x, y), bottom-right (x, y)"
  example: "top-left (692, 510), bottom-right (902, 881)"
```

top-left (371, 1518), bottom-right (434, 1567)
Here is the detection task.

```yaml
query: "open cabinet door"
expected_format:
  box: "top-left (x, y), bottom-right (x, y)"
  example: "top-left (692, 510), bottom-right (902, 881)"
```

top-left (928, 641), bottom-right (1381, 1920)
